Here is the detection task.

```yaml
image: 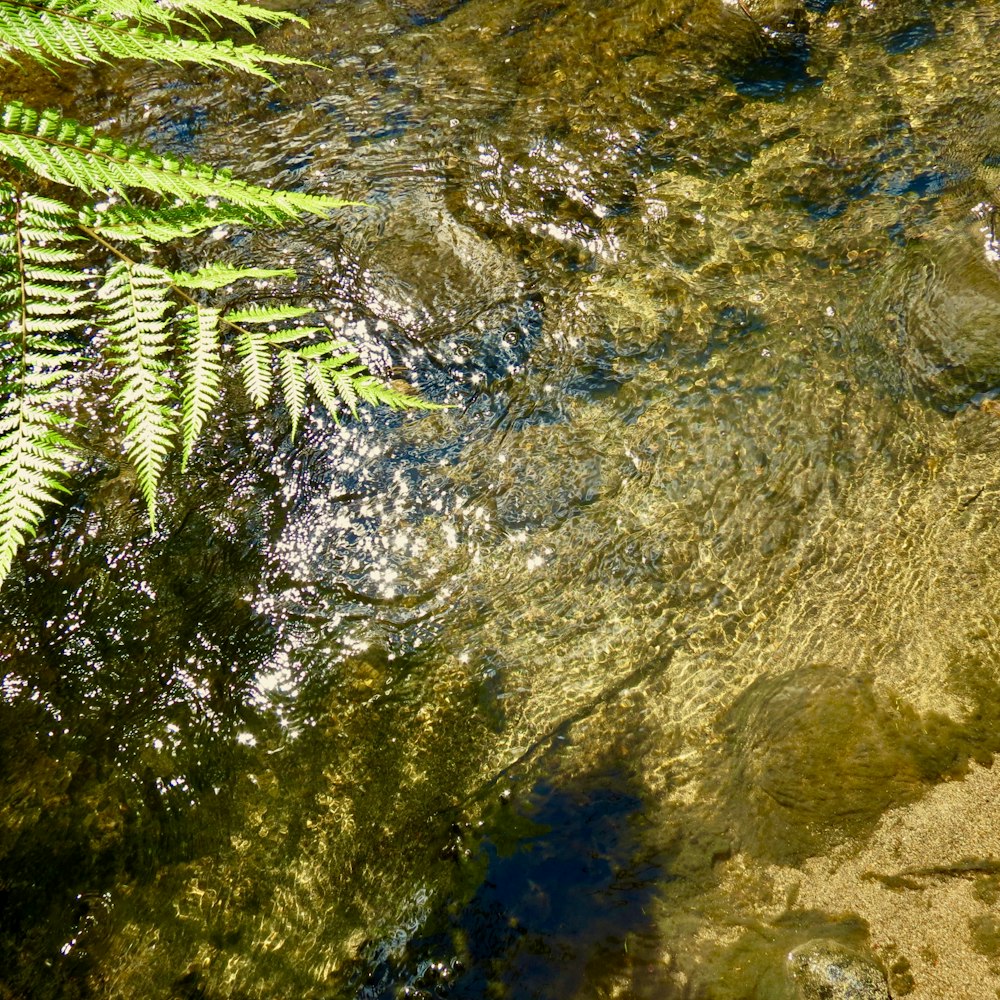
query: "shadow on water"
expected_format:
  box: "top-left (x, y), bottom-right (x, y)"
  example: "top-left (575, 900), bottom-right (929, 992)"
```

top-left (357, 762), bottom-right (673, 1000)
top-left (0, 421), bottom-right (285, 996)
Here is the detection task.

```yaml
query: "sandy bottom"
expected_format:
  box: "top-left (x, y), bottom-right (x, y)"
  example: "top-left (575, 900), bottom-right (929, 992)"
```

top-left (764, 762), bottom-right (1000, 998)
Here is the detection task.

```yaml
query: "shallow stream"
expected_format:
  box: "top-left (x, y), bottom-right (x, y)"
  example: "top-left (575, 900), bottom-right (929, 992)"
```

top-left (5, 1), bottom-right (1000, 997)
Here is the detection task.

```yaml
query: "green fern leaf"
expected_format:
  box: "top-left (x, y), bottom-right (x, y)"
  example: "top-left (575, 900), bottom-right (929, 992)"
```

top-left (98, 261), bottom-right (177, 526)
top-left (170, 264), bottom-right (295, 291)
top-left (0, 1), bottom-right (306, 78)
top-left (0, 184), bottom-right (82, 587)
top-left (163, 0), bottom-right (306, 29)
top-left (294, 340), bottom-right (355, 361)
top-left (264, 326), bottom-right (325, 346)
top-left (234, 328), bottom-right (270, 407)
top-left (178, 303), bottom-right (221, 469)
top-left (277, 349), bottom-right (305, 440)
top-left (226, 303), bottom-right (313, 324)
top-left (0, 103), bottom-right (353, 217)
top-left (0, 387), bottom-right (77, 584)
top-left (322, 359), bottom-right (365, 418)
top-left (354, 375), bottom-right (441, 411)
top-left (96, 0), bottom-right (305, 33)
top-left (304, 359), bottom-right (343, 422)
top-left (82, 200), bottom-right (268, 244)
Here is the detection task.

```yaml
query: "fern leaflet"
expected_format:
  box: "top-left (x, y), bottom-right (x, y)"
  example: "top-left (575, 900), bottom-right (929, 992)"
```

top-left (178, 303), bottom-right (221, 470)
top-left (84, 0), bottom-right (305, 34)
top-left (98, 261), bottom-right (177, 526)
top-left (304, 358), bottom-right (346, 422)
top-left (277, 348), bottom-right (306, 439)
top-left (355, 374), bottom-right (437, 411)
top-left (226, 303), bottom-right (313, 324)
top-left (0, 103), bottom-right (351, 217)
top-left (224, 304), bottom-right (445, 424)
top-left (82, 200), bottom-right (270, 245)
top-left (170, 265), bottom-right (295, 291)
top-left (234, 328), bottom-right (271, 407)
top-left (0, 184), bottom-right (82, 583)
top-left (0, 0), bottom-right (305, 77)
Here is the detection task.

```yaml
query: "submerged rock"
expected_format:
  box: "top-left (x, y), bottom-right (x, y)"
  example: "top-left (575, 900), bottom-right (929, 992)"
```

top-left (787, 938), bottom-right (890, 1000)
top-left (695, 913), bottom-right (887, 1000)
top-left (888, 234), bottom-right (1000, 410)
top-left (719, 665), bottom-right (927, 863)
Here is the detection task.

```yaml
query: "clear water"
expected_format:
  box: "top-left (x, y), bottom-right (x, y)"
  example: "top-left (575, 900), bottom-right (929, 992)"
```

top-left (4, 1), bottom-right (1000, 997)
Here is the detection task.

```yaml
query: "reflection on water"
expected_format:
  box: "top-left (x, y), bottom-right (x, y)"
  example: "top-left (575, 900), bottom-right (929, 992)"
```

top-left (4, 0), bottom-right (1000, 997)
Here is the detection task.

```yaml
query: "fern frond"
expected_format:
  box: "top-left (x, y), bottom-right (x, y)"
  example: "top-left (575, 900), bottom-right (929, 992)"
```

top-left (0, 184), bottom-right (82, 586)
top-left (0, 380), bottom-right (77, 583)
top-left (292, 339), bottom-right (354, 360)
top-left (170, 264), bottom-right (294, 290)
top-left (226, 303), bottom-right (313, 324)
top-left (234, 328), bottom-right (270, 406)
top-left (0, 103), bottom-right (351, 217)
top-left (304, 358), bottom-right (344, 422)
top-left (264, 326), bottom-right (324, 345)
top-left (0, 1), bottom-right (305, 78)
top-left (325, 361), bottom-right (364, 417)
top-left (178, 302), bottom-right (221, 469)
top-left (98, 261), bottom-right (177, 526)
top-left (354, 374), bottom-right (440, 411)
top-left (96, 0), bottom-right (305, 33)
top-left (277, 348), bottom-right (305, 439)
top-left (82, 200), bottom-right (267, 244)
top-left (303, 352), bottom-right (440, 417)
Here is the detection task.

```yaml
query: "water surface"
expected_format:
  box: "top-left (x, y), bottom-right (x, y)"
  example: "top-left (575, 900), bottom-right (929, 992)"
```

top-left (4, 1), bottom-right (1000, 997)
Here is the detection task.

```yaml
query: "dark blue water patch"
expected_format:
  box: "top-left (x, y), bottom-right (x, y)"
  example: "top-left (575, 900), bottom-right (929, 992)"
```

top-left (693, 305), bottom-right (767, 367)
top-left (438, 295), bottom-right (545, 393)
top-left (794, 194), bottom-right (848, 221)
top-left (145, 102), bottom-right (208, 153)
top-left (797, 166), bottom-right (961, 218)
top-left (560, 320), bottom-right (676, 407)
top-left (601, 196), bottom-right (640, 220)
top-left (867, 116), bottom-right (914, 161)
top-left (405, 0), bottom-right (473, 26)
top-left (882, 168), bottom-right (957, 198)
top-left (887, 221), bottom-right (908, 246)
top-left (356, 769), bottom-right (668, 1000)
top-left (843, 164), bottom-right (965, 205)
top-left (794, 119), bottom-right (962, 218)
top-left (366, 106), bottom-right (414, 142)
top-left (564, 362), bottom-right (632, 402)
top-left (281, 151), bottom-right (312, 175)
top-left (731, 34), bottom-right (822, 99)
top-left (811, 200), bottom-right (847, 220)
top-left (314, 89), bottom-right (420, 148)
top-left (884, 19), bottom-right (937, 54)
top-left (563, 337), bottom-right (638, 404)
top-left (803, 0), bottom-right (838, 10)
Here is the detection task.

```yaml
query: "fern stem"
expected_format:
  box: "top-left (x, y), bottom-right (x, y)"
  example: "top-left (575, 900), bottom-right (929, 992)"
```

top-left (76, 221), bottom-right (139, 264)
top-left (79, 221), bottom-right (285, 344)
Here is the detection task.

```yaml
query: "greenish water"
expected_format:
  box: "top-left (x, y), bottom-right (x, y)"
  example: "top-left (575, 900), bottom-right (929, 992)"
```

top-left (4, 1), bottom-right (1000, 997)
